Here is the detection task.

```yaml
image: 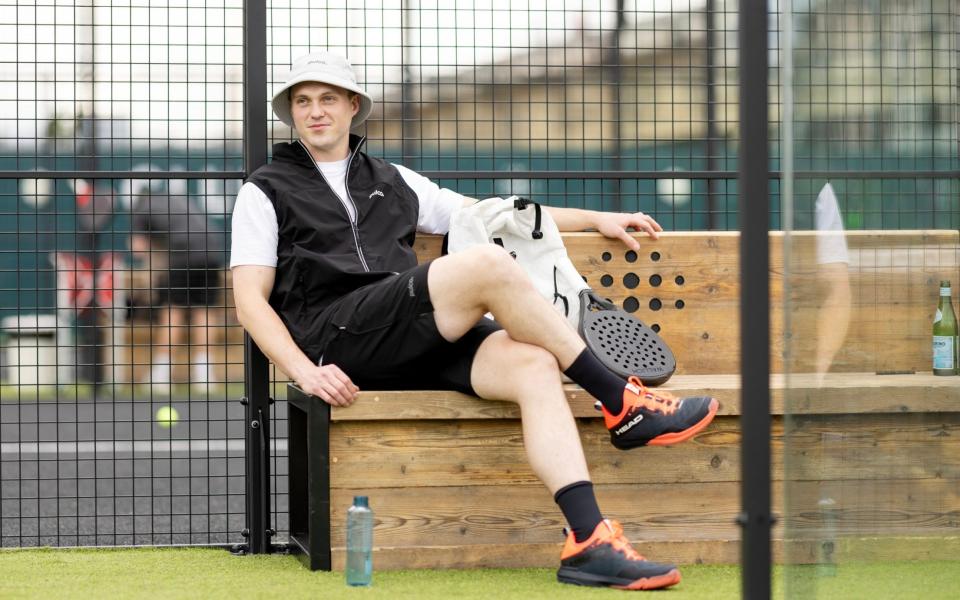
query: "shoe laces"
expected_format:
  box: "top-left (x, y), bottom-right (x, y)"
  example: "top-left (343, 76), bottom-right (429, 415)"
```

top-left (626, 376), bottom-right (679, 416)
top-left (602, 520), bottom-right (646, 561)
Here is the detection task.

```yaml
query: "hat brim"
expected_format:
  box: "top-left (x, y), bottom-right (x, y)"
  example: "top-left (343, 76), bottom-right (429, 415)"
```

top-left (271, 74), bottom-right (373, 132)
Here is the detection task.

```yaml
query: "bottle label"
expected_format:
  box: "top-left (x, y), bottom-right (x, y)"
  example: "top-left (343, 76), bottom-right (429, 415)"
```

top-left (935, 308), bottom-right (943, 324)
top-left (942, 287), bottom-right (951, 296)
top-left (933, 335), bottom-right (954, 369)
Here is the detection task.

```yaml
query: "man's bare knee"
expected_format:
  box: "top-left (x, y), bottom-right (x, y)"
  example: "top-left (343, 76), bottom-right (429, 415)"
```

top-left (431, 244), bottom-right (525, 306)
top-left (503, 344), bottom-right (563, 394)
top-left (466, 244), bottom-right (522, 281)
top-left (472, 334), bottom-right (563, 402)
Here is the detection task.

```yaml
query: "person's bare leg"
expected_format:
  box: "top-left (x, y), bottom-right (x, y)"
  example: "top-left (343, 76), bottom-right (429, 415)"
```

top-left (469, 330), bottom-right (589, 493)
top-left (152, 305), bottom-right (185, 388)
top-left (428, 245), bottom-right (586, 370)
top-left (155, 304), bottom-right (172, 349)
top-left (167, 306), bottom-right (188, 380)
top-left (189, 307), bottom-right (215, 385)
top-left (190, 307), bottom-right (209, 347)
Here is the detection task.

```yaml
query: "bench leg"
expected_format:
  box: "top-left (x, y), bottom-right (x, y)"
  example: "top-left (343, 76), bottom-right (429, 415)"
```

top-left (287, 385), bottom-right (331, 571)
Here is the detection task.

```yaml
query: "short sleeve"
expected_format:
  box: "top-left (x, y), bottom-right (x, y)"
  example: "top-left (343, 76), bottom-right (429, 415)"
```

top-left (393, 163), bottom-right (469, 234)
top-left (229, 182), bottom-right (280, 268)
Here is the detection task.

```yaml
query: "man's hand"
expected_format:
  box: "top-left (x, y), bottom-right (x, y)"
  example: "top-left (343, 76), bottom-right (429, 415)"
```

top-left (593, 211), bottom-right (663, 249)
top-left (295, 363), bottom-right (360, 407)
top-left (547, 206), bottom-right (664, 248)
top-left (234, 264), bottom-right (360, 407)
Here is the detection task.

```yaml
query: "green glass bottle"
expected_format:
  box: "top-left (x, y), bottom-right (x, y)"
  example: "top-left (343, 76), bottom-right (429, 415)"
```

top-left (933, 280), bottom-right (958, 376)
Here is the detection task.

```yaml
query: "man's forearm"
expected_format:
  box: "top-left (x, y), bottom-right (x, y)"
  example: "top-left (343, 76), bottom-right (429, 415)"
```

top-left (236, 297), bottom-right (315, 382)
top-left (544, 206), bottom-right (598, 232)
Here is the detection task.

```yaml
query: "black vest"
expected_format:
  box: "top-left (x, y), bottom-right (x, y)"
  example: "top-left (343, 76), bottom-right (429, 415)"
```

top-left (247, 135), bottom-right (420, 361)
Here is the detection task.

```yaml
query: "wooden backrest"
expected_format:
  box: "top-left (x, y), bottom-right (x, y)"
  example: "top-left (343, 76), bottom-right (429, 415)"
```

top-left (415, 230), bottom-right (960, 375)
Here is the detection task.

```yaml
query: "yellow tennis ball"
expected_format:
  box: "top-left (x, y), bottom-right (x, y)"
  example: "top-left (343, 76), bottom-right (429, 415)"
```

top-left (156, 406), bottom-right (180, 428)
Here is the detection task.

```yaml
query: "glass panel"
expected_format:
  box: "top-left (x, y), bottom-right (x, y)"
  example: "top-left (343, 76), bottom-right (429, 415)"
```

top-left (781, 0), bottom-right (960, 596)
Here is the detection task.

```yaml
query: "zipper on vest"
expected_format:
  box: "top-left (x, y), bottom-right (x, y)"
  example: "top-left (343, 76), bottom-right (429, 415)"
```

top-left (297, 139), bottom-right (370, 272)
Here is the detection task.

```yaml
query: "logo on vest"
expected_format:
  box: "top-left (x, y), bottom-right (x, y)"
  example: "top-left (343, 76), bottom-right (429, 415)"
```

top-left (369, 189), bottom-right (385, 199)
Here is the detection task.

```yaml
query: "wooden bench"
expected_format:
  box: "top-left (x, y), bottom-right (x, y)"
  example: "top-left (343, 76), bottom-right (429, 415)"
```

top-left (285, 230), bottom-right (960, 570)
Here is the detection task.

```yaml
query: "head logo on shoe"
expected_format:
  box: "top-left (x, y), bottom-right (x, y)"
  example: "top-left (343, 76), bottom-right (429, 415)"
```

top-left (614, 413), bottom-right (644, 435)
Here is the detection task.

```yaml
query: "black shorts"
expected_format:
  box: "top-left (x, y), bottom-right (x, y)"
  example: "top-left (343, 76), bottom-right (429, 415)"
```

top-left (315, 262), bottom-right (502, 395)
top-left (159, 267), bottom-right (222, 307)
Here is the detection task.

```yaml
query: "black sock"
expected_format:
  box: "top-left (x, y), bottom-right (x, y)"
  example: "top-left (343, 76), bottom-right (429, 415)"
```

top-left (563, 349), bottom-right (626, 415)
top-left (554, 481), bottom-right (604, 543)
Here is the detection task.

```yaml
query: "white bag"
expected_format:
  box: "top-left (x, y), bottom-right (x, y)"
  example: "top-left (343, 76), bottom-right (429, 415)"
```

top-left (447, 196), bottom-right (589, 329)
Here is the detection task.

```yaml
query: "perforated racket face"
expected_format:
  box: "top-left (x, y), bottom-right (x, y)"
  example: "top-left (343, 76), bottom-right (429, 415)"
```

top-left (581, 311), bottom-right (676, 386)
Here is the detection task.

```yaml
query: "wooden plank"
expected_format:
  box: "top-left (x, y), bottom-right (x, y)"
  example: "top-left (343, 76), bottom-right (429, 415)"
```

top-left (327, 482), bottom-right (746, 548)
top-left (780, 479), bottom-right (960, 537)
top-left (775, 372), bottom-right (960, 414)
top-left (814, 535), bottom-right (960, 564)
top-left (325, 479), bottom-right (957, 548)
top-left (328, 535), bottom-right (960, 570)
top-left (567, 232), bottom-right (743, 375)
top-left (330, 539), bottom-right (743, 570)
top-left (783, 413), bottom-right (960, 482)
top-left (329, 413), bottom-right (960, 488)
top-left (334, 372), bottom-right (960, 422)
top-left (329, 417), bottom-right (739, 488)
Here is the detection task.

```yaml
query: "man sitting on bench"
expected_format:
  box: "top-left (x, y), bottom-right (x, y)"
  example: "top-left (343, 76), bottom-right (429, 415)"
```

top-left (231, 51), bottom-right (718, 591)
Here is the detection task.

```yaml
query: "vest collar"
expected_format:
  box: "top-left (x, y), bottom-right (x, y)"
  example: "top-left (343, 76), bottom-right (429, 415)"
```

top-left (272, 134), bottom-right (367, 168)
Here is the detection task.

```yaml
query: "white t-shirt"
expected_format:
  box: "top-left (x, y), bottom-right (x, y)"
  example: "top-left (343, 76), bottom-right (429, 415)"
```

top-left (230, 161), bottom-right (467, 268)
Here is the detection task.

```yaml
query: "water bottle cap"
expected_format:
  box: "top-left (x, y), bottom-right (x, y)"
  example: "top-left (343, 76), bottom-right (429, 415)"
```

top-left (353, 495), bottom-right (369, 507)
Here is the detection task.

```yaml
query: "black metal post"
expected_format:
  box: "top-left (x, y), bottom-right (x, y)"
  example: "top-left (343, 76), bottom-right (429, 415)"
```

top-left (242, 0), bottom-right (271, 555)
top-left (738, 1), bottom-right (772, 599)
top-left (706, 0), bottom-right (718, 229)
top-left (287, 385), bottom-right (332, 570)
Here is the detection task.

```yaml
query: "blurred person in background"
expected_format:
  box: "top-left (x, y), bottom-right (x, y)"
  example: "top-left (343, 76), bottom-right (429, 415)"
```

top-left (809, 182), bottom-right (851, 383)
top-left (130, 191), bottom-right (226, 392)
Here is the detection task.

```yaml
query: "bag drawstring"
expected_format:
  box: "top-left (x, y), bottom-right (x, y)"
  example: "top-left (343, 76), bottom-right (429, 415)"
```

top-left (553, 266), bottom-right (569, 316)
top-left (512, 197), bottom-right (543, 240)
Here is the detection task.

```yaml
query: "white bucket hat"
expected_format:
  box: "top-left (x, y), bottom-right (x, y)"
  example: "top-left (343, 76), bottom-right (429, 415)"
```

top-left (271, 51), bottom-right (373, 130)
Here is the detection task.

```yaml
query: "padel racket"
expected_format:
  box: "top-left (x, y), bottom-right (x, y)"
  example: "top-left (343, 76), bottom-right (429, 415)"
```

top-left (578, 289), bottom-right (676, 386)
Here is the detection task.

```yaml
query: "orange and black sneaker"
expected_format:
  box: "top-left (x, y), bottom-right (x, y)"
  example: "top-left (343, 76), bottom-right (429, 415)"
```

top-left (600, 376), bottom-right (719, 450)
top-left (557, 519), bottom-right (681, 590)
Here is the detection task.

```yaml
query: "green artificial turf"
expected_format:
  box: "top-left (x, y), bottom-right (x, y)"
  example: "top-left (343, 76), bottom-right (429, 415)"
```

top-left (0, 547), bottom-right (957, 599)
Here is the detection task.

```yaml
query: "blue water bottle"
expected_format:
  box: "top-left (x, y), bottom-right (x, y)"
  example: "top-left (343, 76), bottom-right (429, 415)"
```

top-left (346, 495), bottom-right (373, 586)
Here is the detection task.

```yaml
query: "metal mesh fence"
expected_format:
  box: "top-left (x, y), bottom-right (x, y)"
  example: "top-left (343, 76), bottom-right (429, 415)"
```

top-left (1, 1), bottom-right (246, 547)
top-left (0, 0), bottom-right (957, 551)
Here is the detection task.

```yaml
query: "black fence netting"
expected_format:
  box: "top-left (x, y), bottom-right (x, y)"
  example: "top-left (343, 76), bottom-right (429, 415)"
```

top-left (1, 1), bottom-right (246, 547)
top-left (0, 0), bottom-right (957, 549)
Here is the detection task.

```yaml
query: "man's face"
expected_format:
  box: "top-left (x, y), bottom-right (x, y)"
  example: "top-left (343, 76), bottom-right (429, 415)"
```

top-left (290, 82), bottom-right (360, 162)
